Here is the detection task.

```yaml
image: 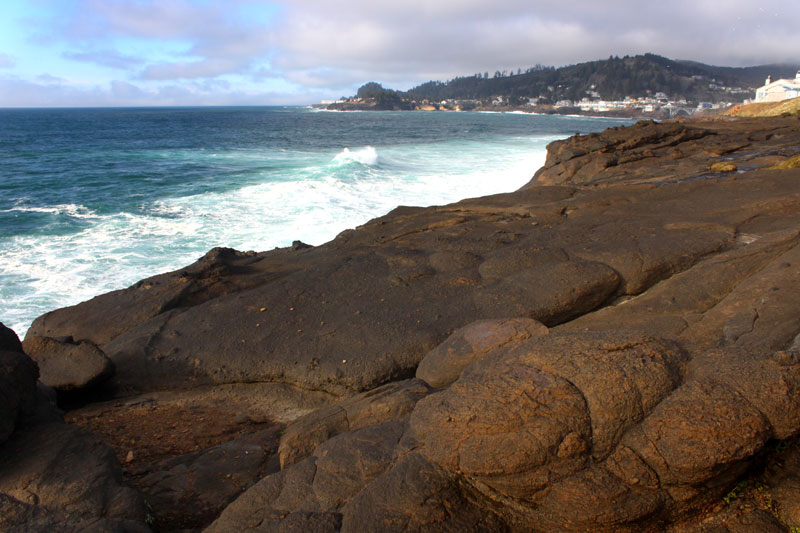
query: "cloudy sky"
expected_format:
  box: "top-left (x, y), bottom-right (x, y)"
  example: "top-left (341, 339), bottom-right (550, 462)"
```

top-left (0, 0), bottom-right (797, 107)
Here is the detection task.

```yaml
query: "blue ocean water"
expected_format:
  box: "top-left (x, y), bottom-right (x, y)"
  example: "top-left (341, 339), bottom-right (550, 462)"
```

top-left (0, 107), bottom-right (631, 336)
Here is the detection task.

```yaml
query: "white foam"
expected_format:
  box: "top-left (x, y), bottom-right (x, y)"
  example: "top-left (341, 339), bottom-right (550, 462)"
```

top-left (5, 203), bottom-right (101, 219)
top-left (332, 146), bottom-right (379, 166)
top-left (1, 133), bottom-right (556, 337)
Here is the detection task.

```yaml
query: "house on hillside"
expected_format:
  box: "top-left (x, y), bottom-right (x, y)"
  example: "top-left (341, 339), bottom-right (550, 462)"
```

top-left (755, 71), bottom-right (800, 102)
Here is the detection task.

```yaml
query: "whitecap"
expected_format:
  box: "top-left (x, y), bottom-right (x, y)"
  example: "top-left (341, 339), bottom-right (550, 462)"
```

top-left (6, 203), bottom-right (101, 219)
top-left (332, 146), bottom-right (379, 166)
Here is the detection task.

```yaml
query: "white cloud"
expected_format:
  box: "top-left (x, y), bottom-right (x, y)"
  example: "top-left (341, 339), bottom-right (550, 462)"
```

top-left (0, 75), bottom-right (318, 107)
top-left (140, 57), bottom-right (251, 80)
top-left (63, 49), bottom-right (143, 69)
top-left (5, 0), bottom-right (800, 106)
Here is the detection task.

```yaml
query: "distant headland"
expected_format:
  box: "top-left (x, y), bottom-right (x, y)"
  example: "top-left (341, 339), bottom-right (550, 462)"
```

top-left (318, 53), bottom-right (800, 119)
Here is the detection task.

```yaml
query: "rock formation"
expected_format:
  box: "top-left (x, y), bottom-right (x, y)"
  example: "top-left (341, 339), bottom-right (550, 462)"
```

top-left (5, 116), bottom-right (800, 531)
top-left (0, 322), bottom-right (151, 532)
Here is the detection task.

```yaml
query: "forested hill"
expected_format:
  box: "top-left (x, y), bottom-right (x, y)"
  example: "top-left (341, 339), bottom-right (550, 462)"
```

top-left (405, 54), bottom-right (799, 104)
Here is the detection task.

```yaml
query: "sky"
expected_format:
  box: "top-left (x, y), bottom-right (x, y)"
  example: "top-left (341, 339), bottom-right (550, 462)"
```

top-left (0, 0), bottom-right (797, 107)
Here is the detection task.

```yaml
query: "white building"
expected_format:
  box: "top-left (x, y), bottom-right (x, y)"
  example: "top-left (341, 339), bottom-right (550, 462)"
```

top-left (755, 71), bottom-right (800, 102)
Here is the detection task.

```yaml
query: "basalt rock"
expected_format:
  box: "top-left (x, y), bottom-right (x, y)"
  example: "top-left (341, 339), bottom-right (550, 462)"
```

top-left (0, 422), bottom-right (150, 533)
top-left (278, 378), bottom-right (432, 468)
top-left (22, 335), bottom-right (115, 391)
top-left (0, 349), bottom-right (39, 444)
top-left (138, 426), bottom-right (282, 530)
top-left (16, 116), bottom-right (800, 531)
top-left (0, 322), bottom-right (24, 353)
top-left (416, 317), bottom-right (549, 389)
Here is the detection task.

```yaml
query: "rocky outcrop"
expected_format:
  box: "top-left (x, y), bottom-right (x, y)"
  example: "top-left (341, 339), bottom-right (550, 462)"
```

top-left (0, 324), bottom-right (151, 532)
top-left (415, 317), bottom-right (548, 388)
top-left (0, 347), bottom-right (38, 445)
top-left (136, 426), bottom-right (282, 530)
top-left (0, 322), bottom-right (24, 353)
top-left (13, 116), bottom-right (800, 530)
top-left (278, 379), bottom-right (431, 468)
top-left (23, 335), bottom-right (115, 391)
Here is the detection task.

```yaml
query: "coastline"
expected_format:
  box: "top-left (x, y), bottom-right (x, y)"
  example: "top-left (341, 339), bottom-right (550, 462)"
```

top-left (3, 115), bottom-right (800, 532)
top-left (314, 101), bottom-right (675, 120)
top-left (4, 108), bottom-right (610, 338)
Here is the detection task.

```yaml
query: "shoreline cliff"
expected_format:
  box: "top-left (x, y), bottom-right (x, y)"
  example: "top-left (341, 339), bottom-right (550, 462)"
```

top-left (2, 115), bottom-right (800, 532)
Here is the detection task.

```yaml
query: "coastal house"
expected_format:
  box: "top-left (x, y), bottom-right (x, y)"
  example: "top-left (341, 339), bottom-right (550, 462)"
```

top-left (755, 71), bottom-right (800, 102)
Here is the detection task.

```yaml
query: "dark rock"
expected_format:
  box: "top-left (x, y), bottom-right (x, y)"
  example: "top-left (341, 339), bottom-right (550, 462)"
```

top-left (529, 121), bottom-right (714, 187)
top-left (22, 336), bottom-right (115, 391)
top-left (16, 116), bottom-right (800, 531)
top-left (560, 227), bottom-right (800, 342)
top-left (207, 420), bottom-right (407, 532)
top-left (0, 322), bottom-right (23, 353)
top-left (278, 378), bottom-right (431, 468)
top-left (411, 333), bottom-right (684, 498)
top-left (669, 505), bottom-right (786, 533)
top-left (0, 422), bottom-right (149, 532)
top-left (564, 221), bottom-right (733, 295)
top-left (137, 426), bottom-right (281, 530)
top-left (0, 350), bottom-right (39, 444)
top-left (340, 452), bottom-right (507, 533)
top-left (473, 260), bottom-right (621, 325)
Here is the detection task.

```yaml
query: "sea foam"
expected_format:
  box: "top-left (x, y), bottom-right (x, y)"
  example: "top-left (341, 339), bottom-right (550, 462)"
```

top-left (332, 146), bottom-right (379, 166)
top-left (0, 108), bottom-right (633, 337)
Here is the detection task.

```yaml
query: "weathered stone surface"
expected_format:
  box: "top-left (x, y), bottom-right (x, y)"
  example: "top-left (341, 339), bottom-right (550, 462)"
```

top-left (0, 492), bottom-right (151, 533)
top-left (529, 120), bottom-right (714, 187)
top-left (137, 426), bottom-right (280, 530)
top-left (411, 332), bottom-right (684, 500)
top-left (278, 379), bottom-right (431, 468)
top-left (0, 422), bottom-right (149, 532)
top-left (564, 221), bottom-right (732, 295)
top-left (0, 322), bottom-right (23, 353)
top-left (416, 317), bottom-right (549, 389)
top-left (23, 120), bottom-right (800, 403)
top-left (405, 328), bottom-right (800, 531)
top-left (473, 260), bottom-right (621, 325)
top-left (0, 349), bottom-right (39, 444)
top-left (560, 227), bottom-right (800, 341)
top-left (340, 452), bottom-right (507, 533)
top-left (668, 505), bottom-right (787, 533)
top-left (763, 444), bottom-right (800, 529)
top-left (710, 161), bottom-right (738, 172)
top-left (683, 240), bottom-right (800, 354)
top-left (17, 117), bottom-right (800, 530)
top-left (207, 420), bottom-right (407, 533)
top-left (23, 335), bottom-right (115, 391)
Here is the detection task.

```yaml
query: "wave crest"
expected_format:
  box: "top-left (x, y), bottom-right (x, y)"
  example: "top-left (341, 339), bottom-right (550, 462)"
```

top-left (6, 203), bottom-right (99, 219)
top-left (332, 146), bottom-right (378, 166)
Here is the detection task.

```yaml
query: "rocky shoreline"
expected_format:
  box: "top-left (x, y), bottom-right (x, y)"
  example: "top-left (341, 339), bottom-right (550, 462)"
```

top-left (2, 116), bottom-right (800, 532)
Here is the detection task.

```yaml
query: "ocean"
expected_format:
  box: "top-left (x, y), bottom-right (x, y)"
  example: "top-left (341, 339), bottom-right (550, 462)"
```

top-left (0, 106), bottom-right (631, 337)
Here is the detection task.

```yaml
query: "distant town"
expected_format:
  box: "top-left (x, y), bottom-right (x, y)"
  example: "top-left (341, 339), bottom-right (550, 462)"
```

top-left (319, 54), bottom-right (800, 119)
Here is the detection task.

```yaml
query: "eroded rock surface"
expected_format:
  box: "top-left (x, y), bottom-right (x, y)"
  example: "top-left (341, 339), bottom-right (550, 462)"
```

top-left (13, 116), bottom-right (800, 531)
top-left (0, 325), bottom-right (151, 532)
top-left (23, 335), bottom-right (115, 391)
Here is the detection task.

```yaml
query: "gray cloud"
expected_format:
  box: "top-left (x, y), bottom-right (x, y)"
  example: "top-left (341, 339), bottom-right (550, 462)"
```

top-left (8, 0), bottom-right (800, 106)
top-left (270, 0), bottom-right (799, 85)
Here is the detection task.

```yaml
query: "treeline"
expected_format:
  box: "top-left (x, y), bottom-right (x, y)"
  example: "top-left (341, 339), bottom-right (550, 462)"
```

top-left (400, 54), bottom-right (799, 104)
